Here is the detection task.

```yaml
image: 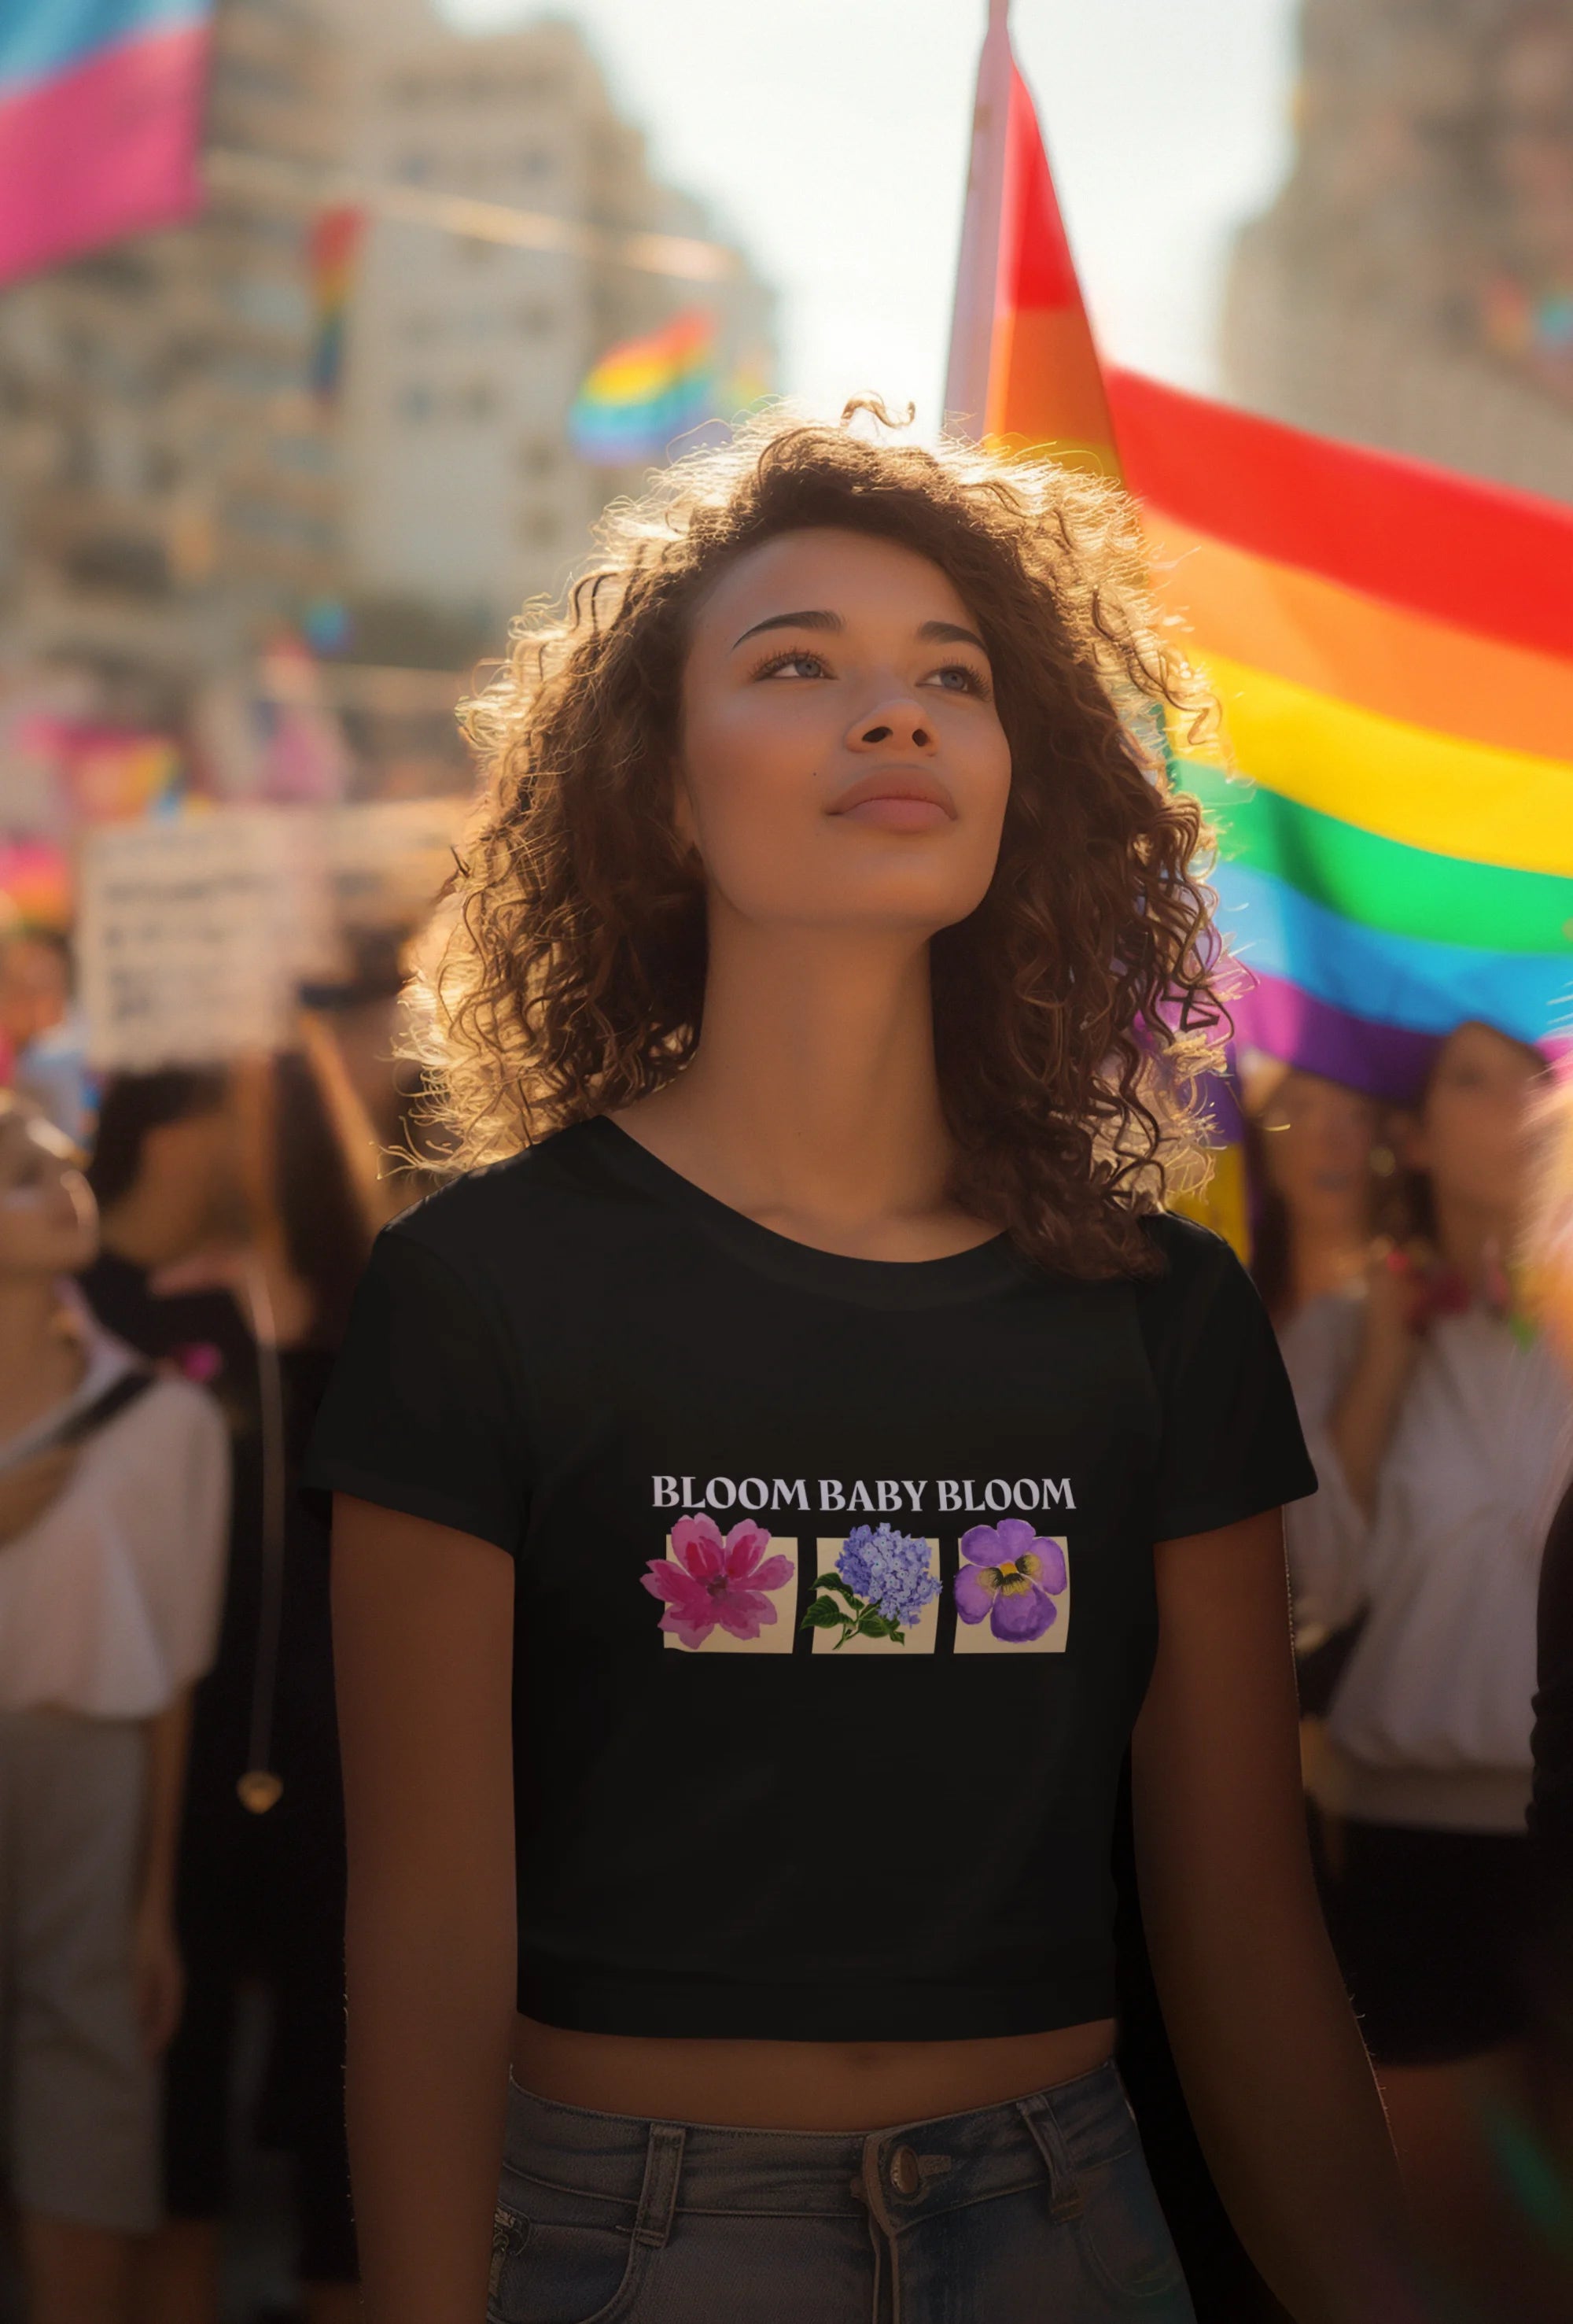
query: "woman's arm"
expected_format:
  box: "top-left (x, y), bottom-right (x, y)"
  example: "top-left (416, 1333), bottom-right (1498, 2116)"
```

top-left (134, 1688), bottom-right (191, 2055)
top-left (1133, 1509), bottom-right (1413, 2323)
top-left (333, 1494), bottom-right (518, 2324)
top-left (1328, 1256), bottom-right (1420, 1518)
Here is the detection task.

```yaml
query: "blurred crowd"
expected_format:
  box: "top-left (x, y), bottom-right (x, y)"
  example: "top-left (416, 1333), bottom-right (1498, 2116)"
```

top-left (0, 920), bottom-right (431, 2324)
top-left (0, 914), bottom-right (1569, 2324)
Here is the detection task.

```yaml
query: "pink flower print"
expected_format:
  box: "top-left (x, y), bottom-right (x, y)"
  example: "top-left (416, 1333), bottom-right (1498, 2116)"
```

top-left (642, 1514), bottom-right (795, 1650)
top-left (954, 1519), bottom-right (1067, 1642)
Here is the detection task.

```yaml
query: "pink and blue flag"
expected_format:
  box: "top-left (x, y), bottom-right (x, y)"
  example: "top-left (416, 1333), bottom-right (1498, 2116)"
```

top-left (0, 0), bottom-right (213, 289)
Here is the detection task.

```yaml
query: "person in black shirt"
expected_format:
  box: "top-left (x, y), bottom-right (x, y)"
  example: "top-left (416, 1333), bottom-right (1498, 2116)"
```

top-left (311, 405), bottom-right (1413, 2324)
top-left (83, 1061), bottom-right (365, 2324)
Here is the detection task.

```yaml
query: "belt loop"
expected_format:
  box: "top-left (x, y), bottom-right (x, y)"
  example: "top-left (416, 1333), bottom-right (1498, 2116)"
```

top-left (633, 2122), bottom-right (685, 2248)
top-left (1016, 2090), bottom-right (1085, 2221)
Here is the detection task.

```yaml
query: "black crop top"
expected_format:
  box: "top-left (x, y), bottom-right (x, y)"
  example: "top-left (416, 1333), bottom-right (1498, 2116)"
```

top-left (304, 1116), bottom-right (1315, 2042)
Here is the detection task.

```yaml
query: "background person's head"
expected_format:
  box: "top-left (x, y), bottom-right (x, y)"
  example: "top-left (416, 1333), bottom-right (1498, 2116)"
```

top-left (425, 402), bottom-right (1227, 1279)
top-left (87, 1069), bottom-right (237, 1268)
top-left (1256, 1068), bottom-right (1381, 1238)
top-left (0, 928), bottom-right (71, 1059)
top-left (0, 1097), bottom-right (97, 1282)
top-left (1247, 1068), bottom-right (1383, 1320)
top-left (1406, 1020), bottom-right (1545, 1257)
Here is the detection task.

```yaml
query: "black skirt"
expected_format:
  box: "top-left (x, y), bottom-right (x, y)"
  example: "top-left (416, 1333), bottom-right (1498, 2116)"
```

top-left (1320, 1817), bottom-right (1534, 2066)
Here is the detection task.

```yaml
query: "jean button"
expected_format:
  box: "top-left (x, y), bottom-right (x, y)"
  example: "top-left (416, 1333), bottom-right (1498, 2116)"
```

top-left (890, 2143), bottom-right (921, 2197)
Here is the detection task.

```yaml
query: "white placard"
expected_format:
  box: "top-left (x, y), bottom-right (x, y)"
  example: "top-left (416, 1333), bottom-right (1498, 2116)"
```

top-left (79, 810), bottom-right (336, 1070)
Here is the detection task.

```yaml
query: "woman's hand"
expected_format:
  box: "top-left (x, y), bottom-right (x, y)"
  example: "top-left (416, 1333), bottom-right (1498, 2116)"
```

top-left (133, 1899), bottom-right (185, 2057)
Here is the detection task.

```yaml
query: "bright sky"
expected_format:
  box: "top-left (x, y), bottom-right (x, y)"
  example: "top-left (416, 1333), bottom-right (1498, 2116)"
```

top-left (438, 0), bottom-right (1303, 429)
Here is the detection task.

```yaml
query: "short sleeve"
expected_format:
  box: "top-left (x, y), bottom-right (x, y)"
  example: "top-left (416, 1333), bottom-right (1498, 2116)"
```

top-left (1138, 1222), bottom-right (1318, 1542)
top-left (301, 1225), bottom-right (526, 1554)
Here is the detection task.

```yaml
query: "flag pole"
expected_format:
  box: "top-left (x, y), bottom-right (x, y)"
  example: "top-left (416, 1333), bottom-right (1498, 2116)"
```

top-left (942, 0), bottom-right (1012, 440)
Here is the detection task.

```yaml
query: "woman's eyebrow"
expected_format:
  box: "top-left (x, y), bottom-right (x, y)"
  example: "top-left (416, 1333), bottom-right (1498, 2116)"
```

top-left (731, 608), bottom-right (843, 649)
top-left (919, 618), bottom-right (989, 653)
top-left (730, 611), bottom-right (989, 654)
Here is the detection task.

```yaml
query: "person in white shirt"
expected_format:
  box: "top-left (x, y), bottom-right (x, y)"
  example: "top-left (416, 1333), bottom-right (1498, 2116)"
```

top-left (1282, 1020), bottom-right (1571, 2298)
top-left (0, 1097), bottom-right (228, 2324)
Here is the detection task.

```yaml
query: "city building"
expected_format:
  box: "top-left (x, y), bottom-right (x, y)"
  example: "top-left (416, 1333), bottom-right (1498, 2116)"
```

top-left (0, 0), bottom-right (775, 798)
top-left (332, 1), bottom-right (775, 628)
top-left (0, 0), bottom-right (346, 719)
top-left (1222, 0), bottom-right (1573, 501)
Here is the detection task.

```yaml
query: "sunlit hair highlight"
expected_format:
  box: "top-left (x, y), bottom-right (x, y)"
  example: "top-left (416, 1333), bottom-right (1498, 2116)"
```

top-left (415, 399), bottom-right (1229, 1278)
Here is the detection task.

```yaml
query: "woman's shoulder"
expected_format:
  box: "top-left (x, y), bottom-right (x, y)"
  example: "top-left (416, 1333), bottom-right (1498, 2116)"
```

top-left (378, 1120), bottom-right (609, 1265)
top-left (1132, 1210), bottom-right (1254, 1320)
top-left (110, 1362), bottom-right (228, 1464)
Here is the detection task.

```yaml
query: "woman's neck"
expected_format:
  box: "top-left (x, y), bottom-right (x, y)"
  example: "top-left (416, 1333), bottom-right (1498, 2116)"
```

top-left (617, 913), bottom-right (986, 1259)
top-left (1288, 1221), bottom-right (1369, 1311)
top-left (1433, 1189), bottom-right (1516, 1295)
top-left (0, 1272), bottom-right (84, 1437)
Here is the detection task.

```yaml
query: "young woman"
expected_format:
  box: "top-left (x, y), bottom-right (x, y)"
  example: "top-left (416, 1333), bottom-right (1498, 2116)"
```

top-left (1282, 1020), bottom-right (1568, 2300)
top-left (0, 1097), bottom-right (227, 2324)
top-left (309, 410), bottom-right (1410, 2323)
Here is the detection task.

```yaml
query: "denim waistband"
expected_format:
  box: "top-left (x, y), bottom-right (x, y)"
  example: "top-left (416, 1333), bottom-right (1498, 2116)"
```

top-left (501, 2060), bottom-right (1136, 2228)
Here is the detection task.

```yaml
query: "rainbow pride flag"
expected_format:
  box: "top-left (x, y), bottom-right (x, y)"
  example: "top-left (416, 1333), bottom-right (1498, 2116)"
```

top-left (0, 0), bottom-right (213, 288)
top-left (947, 0), bottom-right (1573, 1134)
top-left (569, 308), bottom-right (720, 467)
top-left (1112, 373), bottom-right (1573, 1096)
top-left (308, 203), bottom-right (363, 401)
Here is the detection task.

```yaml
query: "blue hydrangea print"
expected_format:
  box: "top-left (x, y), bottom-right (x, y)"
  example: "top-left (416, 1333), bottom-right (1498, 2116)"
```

top-left (801, 1524), bottom-right (941, 1648)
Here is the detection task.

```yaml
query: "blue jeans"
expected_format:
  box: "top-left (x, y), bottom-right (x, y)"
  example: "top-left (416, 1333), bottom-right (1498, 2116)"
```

top-left (490, 2062), bottom-right (1195, 2322)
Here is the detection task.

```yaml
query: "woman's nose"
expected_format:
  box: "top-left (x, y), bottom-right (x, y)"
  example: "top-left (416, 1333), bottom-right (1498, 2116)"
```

top-left (848, 699), bottom-right (934, 753)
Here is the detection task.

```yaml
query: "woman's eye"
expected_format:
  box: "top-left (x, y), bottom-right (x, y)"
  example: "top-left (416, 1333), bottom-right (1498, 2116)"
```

top-left (929, 663), bottom-right (988, 696)
top-left (755, 649), bottom-right (830, 681)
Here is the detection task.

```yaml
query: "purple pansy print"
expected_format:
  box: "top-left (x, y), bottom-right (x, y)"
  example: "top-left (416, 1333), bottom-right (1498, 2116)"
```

top-left (954, 1518), bottom-right (1067, 1642)
top-left (642, 1513), bottom-right (795, 1650)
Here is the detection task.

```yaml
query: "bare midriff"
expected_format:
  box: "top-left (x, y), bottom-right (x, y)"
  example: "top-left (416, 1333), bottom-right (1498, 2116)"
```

top-left (510, 2015), bottom-right (1118, 2132)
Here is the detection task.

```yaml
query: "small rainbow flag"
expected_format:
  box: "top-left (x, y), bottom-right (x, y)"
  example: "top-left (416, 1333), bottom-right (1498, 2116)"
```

top-left (308, 203), bottom-right (363, 402)
top-left (947, 0), bottom-right (1573, 1253)
top-left (569, 309), bottom-right (720, 467)
top-left (0, 0), bottom-right (214, 289)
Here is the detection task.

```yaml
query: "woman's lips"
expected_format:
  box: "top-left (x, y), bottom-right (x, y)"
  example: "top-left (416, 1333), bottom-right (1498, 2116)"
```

top-left (827, 769), bottom-right (957, 831)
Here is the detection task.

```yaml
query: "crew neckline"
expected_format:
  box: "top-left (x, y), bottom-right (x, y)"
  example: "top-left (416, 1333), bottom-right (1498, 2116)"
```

top-left (577, 1114), bottom-right (1030, 1310)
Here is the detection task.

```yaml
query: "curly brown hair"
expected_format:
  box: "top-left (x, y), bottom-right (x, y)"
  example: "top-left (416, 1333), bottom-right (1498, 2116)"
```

top-left (417, 400), bottom-right (1228, 1278)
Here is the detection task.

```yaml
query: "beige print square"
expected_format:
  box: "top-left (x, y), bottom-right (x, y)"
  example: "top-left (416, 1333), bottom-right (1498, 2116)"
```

top-left (952, 1538), bottom-right (1070, 1655)
top-left (809, 1536), bottom-right (941, 1655)
top-left (658, 1531), bottom-right (798, 1652)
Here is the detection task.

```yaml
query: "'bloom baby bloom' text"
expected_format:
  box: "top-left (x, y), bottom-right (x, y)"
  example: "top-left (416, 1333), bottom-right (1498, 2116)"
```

top-left (650, 1475), bottom-right (1074, 1516)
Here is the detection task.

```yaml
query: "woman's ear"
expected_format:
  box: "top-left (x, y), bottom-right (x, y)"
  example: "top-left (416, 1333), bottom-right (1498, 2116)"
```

top-left (669, 760), bottom-right (701, 861)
